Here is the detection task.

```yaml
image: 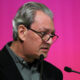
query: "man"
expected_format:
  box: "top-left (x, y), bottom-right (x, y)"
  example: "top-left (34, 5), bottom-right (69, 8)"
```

top-left (0, 2), bottom-right (63, 80)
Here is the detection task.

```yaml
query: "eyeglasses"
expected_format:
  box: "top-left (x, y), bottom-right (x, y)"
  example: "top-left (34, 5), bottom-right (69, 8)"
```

top-left (29, 28), bottom-right (59, 43)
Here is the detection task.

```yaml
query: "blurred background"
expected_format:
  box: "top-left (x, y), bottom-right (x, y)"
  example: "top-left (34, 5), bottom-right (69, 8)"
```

top-left (0, 0), bottom-right (80, 80)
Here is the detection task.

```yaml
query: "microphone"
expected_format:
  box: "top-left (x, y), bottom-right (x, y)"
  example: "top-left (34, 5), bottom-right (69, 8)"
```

top-left (64, 66), bottom-right (80, 74)
top-left (40, 54), bottom-right (44, 80)
top-left (40, 54), bottom-right (44, 61)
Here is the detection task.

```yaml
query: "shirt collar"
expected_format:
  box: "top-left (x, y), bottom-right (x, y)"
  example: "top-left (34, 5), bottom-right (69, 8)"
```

top-left (6, 42), bottom-right (28, 66)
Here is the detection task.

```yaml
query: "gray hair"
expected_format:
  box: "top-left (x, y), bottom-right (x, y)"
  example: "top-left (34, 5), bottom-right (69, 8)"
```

top-left (13, 1), bottom-right (53, 40)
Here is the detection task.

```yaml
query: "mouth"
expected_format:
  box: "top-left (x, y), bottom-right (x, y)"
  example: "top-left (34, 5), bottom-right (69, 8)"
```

top-left (40, 47), bottom-right (49, 52)
top-left (39, 48), bottom-right (49, 58)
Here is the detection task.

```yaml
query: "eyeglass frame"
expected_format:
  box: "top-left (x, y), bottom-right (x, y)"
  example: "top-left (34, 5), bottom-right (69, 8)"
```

top-left (28, 28), bottom-right (59, 42)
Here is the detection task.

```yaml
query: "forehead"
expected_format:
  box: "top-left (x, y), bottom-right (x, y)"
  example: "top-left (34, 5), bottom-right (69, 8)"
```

top-left (31, 10), bottom-right (55, 32)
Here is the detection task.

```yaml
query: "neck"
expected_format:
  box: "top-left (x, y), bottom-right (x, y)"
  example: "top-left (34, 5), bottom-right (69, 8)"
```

top-left (10, 41), bottom-right (34, 63)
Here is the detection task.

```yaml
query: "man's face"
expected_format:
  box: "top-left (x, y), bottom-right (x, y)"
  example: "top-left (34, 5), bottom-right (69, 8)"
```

top-left (23, 10), bottom-right (55, 59)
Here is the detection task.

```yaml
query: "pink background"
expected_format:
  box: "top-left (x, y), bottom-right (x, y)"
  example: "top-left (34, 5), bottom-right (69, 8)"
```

top-left (0, 0), bottom-right (80, 80)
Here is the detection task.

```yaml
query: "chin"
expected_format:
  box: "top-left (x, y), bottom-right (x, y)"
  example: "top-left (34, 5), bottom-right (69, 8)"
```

top-left (40, 53), bottom-right (47, 59)
top-left (39, 51), bottom-right (48, 58)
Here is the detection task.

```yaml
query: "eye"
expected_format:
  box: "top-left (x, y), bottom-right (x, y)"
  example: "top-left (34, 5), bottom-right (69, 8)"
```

top-left (50, 32), bottom-right (55, 38)
top-left (41, 32), bottom-right (46, 35)
top-left (39, 32), bottom-right (47, 38)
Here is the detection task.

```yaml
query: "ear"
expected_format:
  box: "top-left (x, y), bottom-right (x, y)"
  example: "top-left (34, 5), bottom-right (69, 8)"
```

top-left (17, 25), bottom-right (27, 41)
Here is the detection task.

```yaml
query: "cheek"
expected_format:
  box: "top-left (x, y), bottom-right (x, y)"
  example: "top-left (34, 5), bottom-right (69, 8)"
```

top-left (27, 33), bottom-right (41, 46)
top-left (23, 33), bottom-right (42, 54)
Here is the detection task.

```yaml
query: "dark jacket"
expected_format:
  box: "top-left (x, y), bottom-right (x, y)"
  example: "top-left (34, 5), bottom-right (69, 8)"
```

top-left (0, 46), bottom-right (63, 80)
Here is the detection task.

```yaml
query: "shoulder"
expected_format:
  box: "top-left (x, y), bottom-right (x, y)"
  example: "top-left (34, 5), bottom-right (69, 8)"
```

top-left (0, 46), bottom-right (8, 59)
top-left (0, 46), bottom-right (13, 67)
top-left (43, 60), bottom-right (63, 80)
top-left (0, 47), bottom-right (6, 59)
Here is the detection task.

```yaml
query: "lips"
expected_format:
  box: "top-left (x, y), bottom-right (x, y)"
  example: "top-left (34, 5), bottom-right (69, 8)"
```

top-left (40, 47), bottom-right (49, 51)
top-left (41, 47), bottom-right (48, 49)
top-left (40, 47), bottom-right (50, 58)
top-left (40, 44), bottom-right (50, 52)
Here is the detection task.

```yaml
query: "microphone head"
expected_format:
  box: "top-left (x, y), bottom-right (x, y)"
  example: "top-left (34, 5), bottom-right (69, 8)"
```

top-left (64, 66), bottom-right (72, 72)
top-left (40, 54), bottom-right (44, 60)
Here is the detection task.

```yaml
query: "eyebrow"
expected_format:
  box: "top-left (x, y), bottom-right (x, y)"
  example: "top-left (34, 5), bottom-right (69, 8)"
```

top-left (45, 29), bottom-right (55, 34)
top-left (42, 27), bottom-right (55, 32)
top-left (38, 27), bottom-right (55, 34)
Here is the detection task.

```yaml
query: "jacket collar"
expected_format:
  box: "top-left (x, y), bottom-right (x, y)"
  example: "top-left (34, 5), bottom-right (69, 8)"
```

top-left (0, 45), bottom-right (23, 80)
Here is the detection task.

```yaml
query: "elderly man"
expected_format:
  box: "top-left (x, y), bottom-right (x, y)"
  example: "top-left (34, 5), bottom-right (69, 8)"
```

top-left (0, 2), bottom-right (63, 80)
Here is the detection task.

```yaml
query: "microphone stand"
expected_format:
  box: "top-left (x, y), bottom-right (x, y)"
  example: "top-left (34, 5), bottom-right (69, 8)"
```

top-left (40, 55), bottom-right (44, 80)
top-left (72, 70), bottom-right (80, 74)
